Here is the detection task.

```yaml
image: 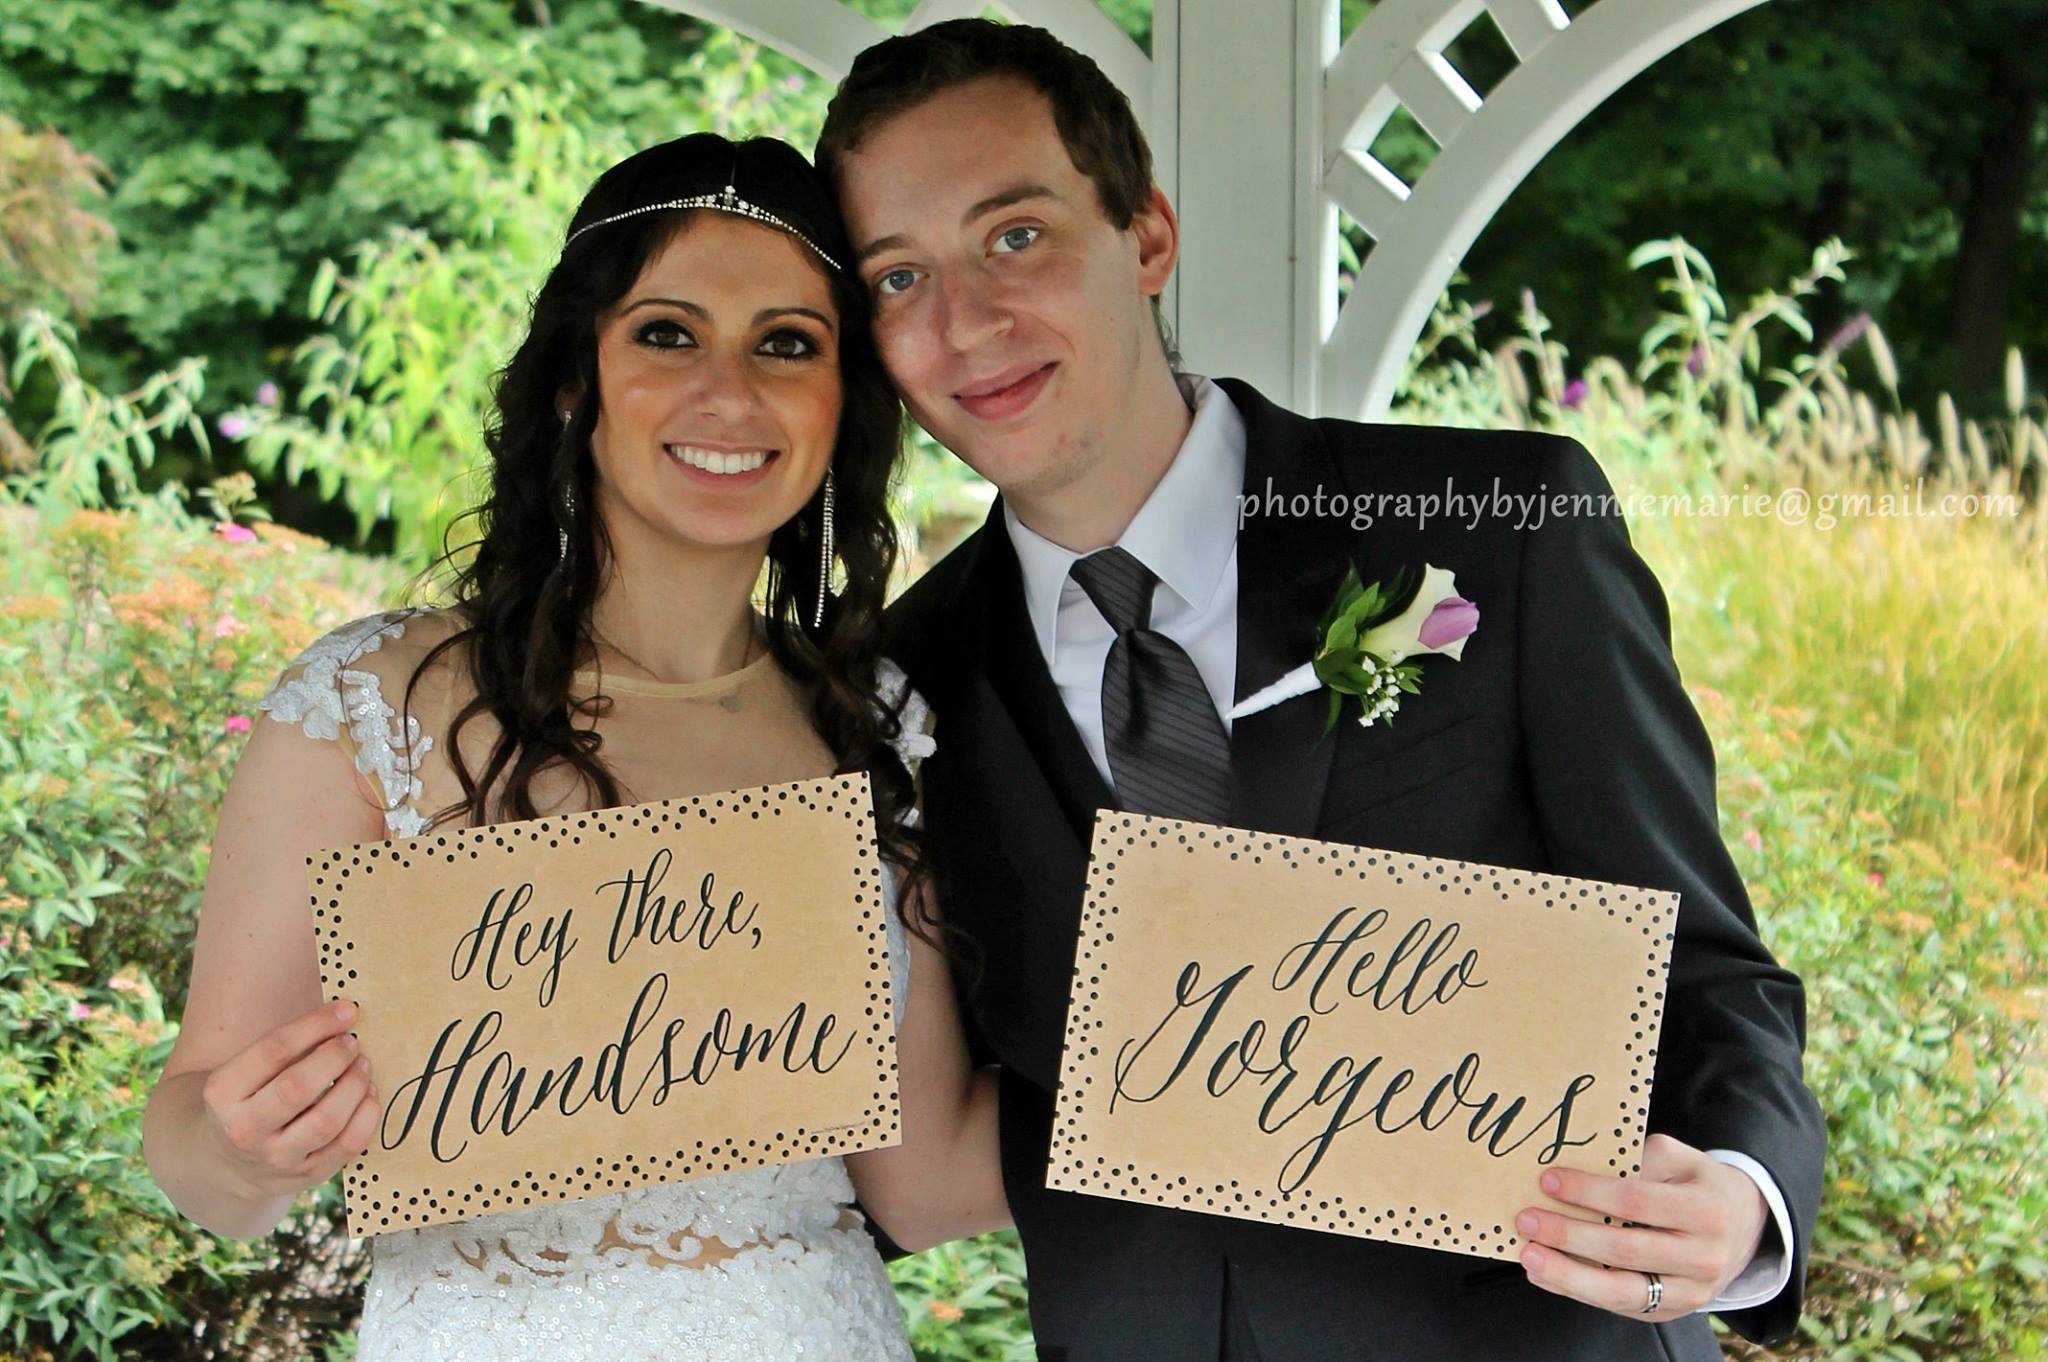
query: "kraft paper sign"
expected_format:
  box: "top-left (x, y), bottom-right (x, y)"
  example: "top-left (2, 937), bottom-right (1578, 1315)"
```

top-left (309, 774), bottom-right (899, 1239)
top-left (1048, 815), bottom-right (1678, 1262)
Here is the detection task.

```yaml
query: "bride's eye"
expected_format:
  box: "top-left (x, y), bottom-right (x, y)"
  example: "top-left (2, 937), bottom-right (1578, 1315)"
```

top-left (634, 319), bottom-right (694, 349)
top-left (758, 328), bottom-right (820, 360)
top-left (993, 225), bottom-right (1040, 254)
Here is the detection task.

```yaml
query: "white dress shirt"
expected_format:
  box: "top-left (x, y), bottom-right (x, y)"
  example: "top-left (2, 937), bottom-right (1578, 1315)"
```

top-left (1002, 374), bottom-right (1794, 1311)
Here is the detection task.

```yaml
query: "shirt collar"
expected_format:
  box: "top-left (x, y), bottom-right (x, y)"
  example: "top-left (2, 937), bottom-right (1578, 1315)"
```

top-left (1003, 373), bottom-right (1248, 661)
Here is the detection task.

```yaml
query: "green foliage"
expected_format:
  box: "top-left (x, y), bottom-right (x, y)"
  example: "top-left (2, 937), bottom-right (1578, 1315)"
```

top-left (0, 927), bottom-right (246, 1359)
top-left (0, 0), bottom-right (711, 401)
top-left (5, 310), bottom-right (209, 510)
top-left (0, 318), bottom-right (398, 1361)
top-left (1701, 700), bottom-right (2048, 1360)
top-left (890, 1231), bottom-right (1034, 1362)
top-left (0, 118), bottom-right (114, 324)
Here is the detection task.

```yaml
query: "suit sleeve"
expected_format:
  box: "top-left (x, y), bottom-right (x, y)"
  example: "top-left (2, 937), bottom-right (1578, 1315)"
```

top-left (1513, 438), bottom-right (1825, 1345)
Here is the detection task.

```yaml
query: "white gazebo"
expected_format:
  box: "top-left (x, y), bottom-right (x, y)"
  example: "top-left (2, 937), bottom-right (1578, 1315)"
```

top-left (640, 0), bottom-right (1769, 420)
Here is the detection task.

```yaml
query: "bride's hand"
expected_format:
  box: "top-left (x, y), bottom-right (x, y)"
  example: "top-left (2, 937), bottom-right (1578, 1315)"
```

top-left (199, 1000), bottom-right (381, 1199)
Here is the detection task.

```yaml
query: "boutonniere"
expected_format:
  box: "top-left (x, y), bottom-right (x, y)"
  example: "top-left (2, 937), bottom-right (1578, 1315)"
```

top-left (1226, 563), bottom-right (1479, 733)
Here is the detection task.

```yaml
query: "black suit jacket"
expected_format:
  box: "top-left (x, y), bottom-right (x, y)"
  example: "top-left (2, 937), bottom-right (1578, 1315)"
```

top-left (884, 378), bottom-right (1825, 1362)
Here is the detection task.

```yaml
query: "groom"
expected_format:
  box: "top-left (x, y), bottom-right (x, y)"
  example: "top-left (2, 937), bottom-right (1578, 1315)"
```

top-left (820, 20), bottom-right (1824, 1361)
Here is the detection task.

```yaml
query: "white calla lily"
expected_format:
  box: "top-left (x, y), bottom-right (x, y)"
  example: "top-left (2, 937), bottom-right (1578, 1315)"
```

top-left (1358, 565), bottom-right (1467, 662)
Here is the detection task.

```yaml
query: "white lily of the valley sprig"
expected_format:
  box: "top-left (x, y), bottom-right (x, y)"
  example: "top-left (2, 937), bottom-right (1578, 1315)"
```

top-left (1227, 563), bottom-right (1479, 729)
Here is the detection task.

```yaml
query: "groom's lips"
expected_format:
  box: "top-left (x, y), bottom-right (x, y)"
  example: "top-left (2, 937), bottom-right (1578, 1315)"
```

top-left (953, 362), bottom-right (1056, 422)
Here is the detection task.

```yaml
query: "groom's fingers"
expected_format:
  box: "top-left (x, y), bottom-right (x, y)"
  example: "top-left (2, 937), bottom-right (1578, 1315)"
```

top-left (1519, 1242), bottom-right (1700, 1319)
top-left (1514, 1209), bottom-right (1721, 1282)
top-left (1536, 1160), bottom-right (1717, 1232)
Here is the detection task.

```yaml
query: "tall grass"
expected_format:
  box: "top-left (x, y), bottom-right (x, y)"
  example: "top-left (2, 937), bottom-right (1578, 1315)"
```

top-left (1403, 238), bottom-right (2048, 873)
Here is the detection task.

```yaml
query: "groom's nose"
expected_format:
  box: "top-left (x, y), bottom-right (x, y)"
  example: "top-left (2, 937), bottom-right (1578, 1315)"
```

top-left (938, 269), bottom-right (1013, 354)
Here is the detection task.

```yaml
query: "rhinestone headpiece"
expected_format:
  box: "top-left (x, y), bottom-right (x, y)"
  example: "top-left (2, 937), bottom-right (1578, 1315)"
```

top-left (564, 183), bottom-right (843, 272)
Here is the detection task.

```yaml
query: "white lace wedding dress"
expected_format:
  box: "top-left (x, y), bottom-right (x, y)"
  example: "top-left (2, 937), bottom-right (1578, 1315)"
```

top-left (257, 609), bottom-right (929, 1361)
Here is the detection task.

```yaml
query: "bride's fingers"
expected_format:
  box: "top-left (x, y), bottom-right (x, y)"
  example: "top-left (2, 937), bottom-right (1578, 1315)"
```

top-left (298, 1084), bottom-right (382, 1183)
top-left (249, 1031), bottom-right (363, 1135)
top-left (274, 1053), bottom-right (373, 1164)
top-left (210, 1001), bottom-right (357, 1113)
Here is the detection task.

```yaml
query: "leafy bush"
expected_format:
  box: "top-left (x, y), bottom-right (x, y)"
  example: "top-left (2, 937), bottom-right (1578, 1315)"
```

top-left (891, 1231), bottom-right (1034, 1362)
top-left (1, 317), bottom-right (400, 1360)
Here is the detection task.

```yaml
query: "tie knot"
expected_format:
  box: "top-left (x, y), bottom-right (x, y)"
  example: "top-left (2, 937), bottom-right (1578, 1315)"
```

top-left (1070, 546), bottom-right (1157, 635)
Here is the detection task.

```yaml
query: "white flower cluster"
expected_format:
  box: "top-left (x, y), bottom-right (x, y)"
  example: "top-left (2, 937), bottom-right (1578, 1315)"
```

top-left (1355, 653), bottom-right (1406, 728)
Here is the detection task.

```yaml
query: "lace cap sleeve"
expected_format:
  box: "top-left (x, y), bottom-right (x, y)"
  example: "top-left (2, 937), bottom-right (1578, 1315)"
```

top-left (254, 608), bottom-right (434, 839)
top-left (874, 656), bottom-right (935, 790)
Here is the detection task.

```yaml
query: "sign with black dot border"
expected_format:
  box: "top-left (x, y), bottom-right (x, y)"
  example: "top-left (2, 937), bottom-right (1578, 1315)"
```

top-left (1048, 814), bottom-right (1678, 1262)
top-left (309, 773), bottom-right (899, 1239)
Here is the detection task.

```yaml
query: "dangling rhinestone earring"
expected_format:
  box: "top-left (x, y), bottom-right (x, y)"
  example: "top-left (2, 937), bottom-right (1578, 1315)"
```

top-left (557, 408), bottom-right (576, 568)
top-left (813, 468), bottom-right (836, 629)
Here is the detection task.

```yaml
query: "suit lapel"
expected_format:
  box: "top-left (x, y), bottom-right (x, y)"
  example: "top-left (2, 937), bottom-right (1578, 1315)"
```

top-left (1221, 379), bottom-right (1360, 838)
top-left (977, 509), bottom-right (1116, 830)
top-left (943, 510), bottom-right (1112, 1086)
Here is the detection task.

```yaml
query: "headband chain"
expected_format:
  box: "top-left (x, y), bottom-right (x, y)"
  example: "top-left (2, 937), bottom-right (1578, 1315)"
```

top-left (564, 183), bottom-right (843, 271)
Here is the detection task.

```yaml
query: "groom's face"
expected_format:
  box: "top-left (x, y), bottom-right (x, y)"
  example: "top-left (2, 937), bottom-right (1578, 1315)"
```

top-left (836, 76), bottom-right (1174, 502)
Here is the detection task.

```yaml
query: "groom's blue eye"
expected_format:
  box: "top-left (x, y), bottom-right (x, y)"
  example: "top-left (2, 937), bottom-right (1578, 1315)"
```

top-left (875, 268), bottom-right (919, 297)
top-left (994, 226), bottom-right (1040, 254)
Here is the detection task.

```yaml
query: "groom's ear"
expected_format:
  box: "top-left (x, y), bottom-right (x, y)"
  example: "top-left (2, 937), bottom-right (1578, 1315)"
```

top-left (1130, 184), bottom-right (1179, 300)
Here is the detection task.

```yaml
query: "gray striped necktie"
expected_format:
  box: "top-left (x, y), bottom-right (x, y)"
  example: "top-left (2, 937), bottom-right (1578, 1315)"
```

top-left (1069, 546), bottom-right (1233, 823)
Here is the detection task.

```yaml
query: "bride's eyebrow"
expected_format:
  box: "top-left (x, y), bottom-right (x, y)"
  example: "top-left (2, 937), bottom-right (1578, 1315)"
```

top-left (622, 296), bottom-right (709, 320)
top-left (620, 298), bottom-right (835, 335)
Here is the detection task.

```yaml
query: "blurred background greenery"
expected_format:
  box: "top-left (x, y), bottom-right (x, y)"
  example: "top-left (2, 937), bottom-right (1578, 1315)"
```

top-left (1, 1), bottom-right (2044, 1359)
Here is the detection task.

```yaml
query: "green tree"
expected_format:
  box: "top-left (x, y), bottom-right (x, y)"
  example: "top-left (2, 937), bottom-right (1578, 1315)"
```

top-left (0, 0), bottom-right (703, 400)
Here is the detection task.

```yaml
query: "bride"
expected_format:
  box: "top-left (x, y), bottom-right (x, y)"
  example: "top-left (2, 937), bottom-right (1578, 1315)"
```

top-left (142, 132), bottom-right (1006, 1359)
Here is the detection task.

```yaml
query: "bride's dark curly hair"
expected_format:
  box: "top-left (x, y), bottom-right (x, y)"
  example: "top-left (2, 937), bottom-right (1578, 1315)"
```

top-left (403, 132), bottom-right (919, 881)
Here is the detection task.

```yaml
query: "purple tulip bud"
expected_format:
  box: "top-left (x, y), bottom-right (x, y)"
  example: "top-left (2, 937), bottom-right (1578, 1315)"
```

top-left (1686, 344), bottom-right (1706, 377)
top-left (1560, 379), bottom-right (1588, 410)
top-left (256, 381), bottom-right (280, 407)
top-left (1417, 596), bottom-right (1479, 650)
top-left (217, 414), bottom-right (249, 440)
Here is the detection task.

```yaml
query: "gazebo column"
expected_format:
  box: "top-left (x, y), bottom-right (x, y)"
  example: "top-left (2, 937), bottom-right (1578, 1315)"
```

top-left (1163, 0), bottom-right (1329, 412)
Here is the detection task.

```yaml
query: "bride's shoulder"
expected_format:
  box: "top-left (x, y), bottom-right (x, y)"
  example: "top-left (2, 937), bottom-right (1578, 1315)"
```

top-left (271, 606), bottom-right (464, 682)
top-left (256, 606), bottom-right (468, 728)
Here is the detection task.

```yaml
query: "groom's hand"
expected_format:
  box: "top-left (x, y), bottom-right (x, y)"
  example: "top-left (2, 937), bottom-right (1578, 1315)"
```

top-left (1514, 1133), bottom-right (1768, 1322)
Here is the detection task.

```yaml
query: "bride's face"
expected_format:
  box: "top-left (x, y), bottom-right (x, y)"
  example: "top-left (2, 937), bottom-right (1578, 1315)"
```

top-left (587, 213), bottom-right (843, 557)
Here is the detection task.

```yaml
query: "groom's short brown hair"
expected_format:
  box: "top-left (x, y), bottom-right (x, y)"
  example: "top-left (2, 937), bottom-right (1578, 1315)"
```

top-left (817, 18), bottom-right (1176, 364)
top-left (816, 18), bottom-right (1155, 232)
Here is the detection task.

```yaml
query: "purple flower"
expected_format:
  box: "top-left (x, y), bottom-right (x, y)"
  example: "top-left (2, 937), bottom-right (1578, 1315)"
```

top-left (256, 381), bottom-right (280, 407)
top-left (1417, 596), bottom-right (1479, 650)
top-left (217, 413), bottom-right (250, 440)
top-left (223, 714), bottom-right (253, 735)
top-left (1826, 312), bottom-right (1873, 355)
top-left (215, 522), bottom-right (259, 544)
top-left (1560, 379), bottom-right (1588, 410)
top-left (69, 1001), bottom-right (91, 1020)
top-left (1686, 344), bottom-right (1707, 377)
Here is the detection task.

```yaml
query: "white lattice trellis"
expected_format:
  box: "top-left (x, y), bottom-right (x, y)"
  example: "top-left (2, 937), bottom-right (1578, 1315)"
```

top-left (646, 0), bottom-right (1770, 420)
